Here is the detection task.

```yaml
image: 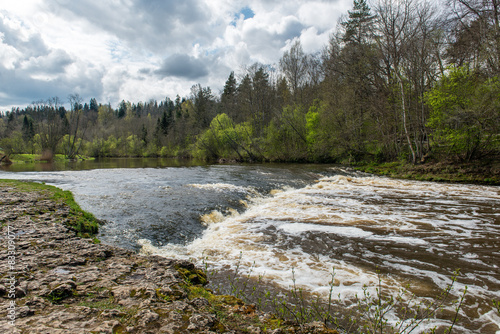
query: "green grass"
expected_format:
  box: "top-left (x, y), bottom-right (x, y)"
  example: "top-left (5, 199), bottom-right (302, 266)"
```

top-left (78, 296), bottom-right (123, 310)
top-left (8, 153), bottom-right (66, 163)
top-left (0, 179), bottom-right (101, 237)
top-left (354, 161), bottom-right (500, 185)
top-left (4, 153), bottom-right (95, 164)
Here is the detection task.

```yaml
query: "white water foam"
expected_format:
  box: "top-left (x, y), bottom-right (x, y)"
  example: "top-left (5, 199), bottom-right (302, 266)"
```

top-left (140, 173), bottom-right (500, 333)
top-left (187, 183), bottom-right (259, 196)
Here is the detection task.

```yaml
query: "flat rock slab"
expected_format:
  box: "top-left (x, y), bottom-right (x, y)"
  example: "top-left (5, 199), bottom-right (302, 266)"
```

top-left (0, 185), bottom-right (227, 333)
top-left (0, 184), bottom-right (338, 334)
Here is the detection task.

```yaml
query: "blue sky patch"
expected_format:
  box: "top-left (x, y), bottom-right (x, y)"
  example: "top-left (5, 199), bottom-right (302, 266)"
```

top-left (237, 6), bottom-right (254, 20)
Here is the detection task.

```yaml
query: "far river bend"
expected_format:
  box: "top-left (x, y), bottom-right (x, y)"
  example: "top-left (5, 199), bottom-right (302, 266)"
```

top-left (1, 160), bottom-right (499, 333)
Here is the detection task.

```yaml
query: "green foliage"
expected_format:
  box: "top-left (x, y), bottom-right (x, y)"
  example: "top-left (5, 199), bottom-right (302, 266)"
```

top-left (175, 263), bottom-right (208, 286)
top-left (341, 0), bottom-right (374, 45)
top-left (493, 300), bottom-right (500, 314)
top-left (126, 135), bottom-right (143, 156)
top-left (0, 131), bottom-right (25, 155)
top-left (1, 0), bottom-right (499, 168)
top-left (305, 103), bottom-right (320, 148)
top-left (46, 285), bottom-right (75, 304)
top-left (426, 67), bottom-right (500, 161)
top-left (264, 105), bottom-right (308, 161)
top-left (86, 135), bottom-right (124, 157)
top-left (194, 113), bottom-right (254, 161)
top-left (78, 296), bottom-right (122, 310)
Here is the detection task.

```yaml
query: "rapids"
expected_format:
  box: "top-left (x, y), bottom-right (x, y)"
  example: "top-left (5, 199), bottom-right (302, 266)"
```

top-left (1, 162), bottom-right (498, 333)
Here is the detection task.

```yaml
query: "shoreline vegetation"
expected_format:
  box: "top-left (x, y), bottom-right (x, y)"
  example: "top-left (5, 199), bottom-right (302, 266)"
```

top-left (2, 151), bottom-right (499, 186)
top-left (354, 159), bottom-right (500, 186)
top-left (2, 180), bottom-right (492, 333)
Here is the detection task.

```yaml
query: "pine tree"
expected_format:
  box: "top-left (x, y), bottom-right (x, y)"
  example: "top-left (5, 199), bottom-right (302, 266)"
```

top-left (342, 0), bottom-right (374, 45)
top-left (221, 72), bottom-right (238, 120)
top-left (89, 98), bottom-right (98, 112)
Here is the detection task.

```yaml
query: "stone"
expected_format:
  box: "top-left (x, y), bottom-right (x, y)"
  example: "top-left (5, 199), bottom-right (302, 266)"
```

top-left (0, 183), bottom-right (343, 334)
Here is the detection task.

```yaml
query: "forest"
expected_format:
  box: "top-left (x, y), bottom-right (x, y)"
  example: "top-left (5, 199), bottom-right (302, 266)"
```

top-left (0, 0), bottom-right (499, 165)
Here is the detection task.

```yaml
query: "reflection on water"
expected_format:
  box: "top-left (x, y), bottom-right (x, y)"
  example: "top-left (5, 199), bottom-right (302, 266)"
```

top-left (0, 157), bottom-right (208, 172)
top-left (1, 161), bottom-right (499, 333)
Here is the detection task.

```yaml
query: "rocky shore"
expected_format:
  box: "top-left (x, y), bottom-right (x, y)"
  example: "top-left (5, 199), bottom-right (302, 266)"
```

top-left (0, 181), bottom-right (337, 334)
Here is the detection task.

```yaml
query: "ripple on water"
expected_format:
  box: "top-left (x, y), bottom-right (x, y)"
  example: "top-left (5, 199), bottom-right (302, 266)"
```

top-left (1, 165), bottom-right (499, 333)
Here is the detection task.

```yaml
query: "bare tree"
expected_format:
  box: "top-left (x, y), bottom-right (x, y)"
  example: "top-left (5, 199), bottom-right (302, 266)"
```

top-left (66, 93), bottom-right (86, 159)
top-left (36, 97), bottom-right (65, 157)
top-left (375, 0), bottom-right (420, 163)
top-left (279, 40), bottom-right (309, 100)
top-left (447, 0), bottom-right (500, 74)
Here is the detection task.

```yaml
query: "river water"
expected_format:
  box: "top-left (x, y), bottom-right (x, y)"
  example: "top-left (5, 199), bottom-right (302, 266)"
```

top-left (1, 159), bottom-right (499, 333)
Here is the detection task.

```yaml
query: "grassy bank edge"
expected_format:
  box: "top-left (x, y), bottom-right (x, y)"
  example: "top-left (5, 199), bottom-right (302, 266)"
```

top-left (4, 153), bottom-right (96, 164)
top-left (353, 161), bottom-right (500, 186)
top-left (0, 179), bottom-right (101, 239)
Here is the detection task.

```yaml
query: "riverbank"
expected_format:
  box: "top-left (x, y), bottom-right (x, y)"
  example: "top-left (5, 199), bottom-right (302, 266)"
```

top-left (354, 159), bottom-right (500, 185)
top-left (3, 151), bottom-right (499, 187)
top-left (2, 153), bottom-right (95, 164)
top-left (0, 180), bottom-right (337, 333)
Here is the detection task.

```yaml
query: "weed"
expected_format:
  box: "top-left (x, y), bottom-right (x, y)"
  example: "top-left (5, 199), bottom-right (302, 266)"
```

top-left (204, 255), bottom-right (468, 334)
top-left (493, 300), bottom-right (500, 315)
top-left (78, 296), bottom-right (122, 310)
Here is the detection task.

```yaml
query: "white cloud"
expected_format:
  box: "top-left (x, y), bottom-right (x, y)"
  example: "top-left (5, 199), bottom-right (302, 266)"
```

top-left (0, 0), bottom-right (351, 110)
top-left (20, 49), bottom-right (73, 74)
top-left (298, 1), bottom-right (350, 32)
top-left (298, 27), bottom-right (331, 53)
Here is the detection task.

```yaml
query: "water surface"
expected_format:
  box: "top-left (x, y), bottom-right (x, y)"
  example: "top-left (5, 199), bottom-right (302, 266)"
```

top-left (1, 159), bottom-right (499, 333)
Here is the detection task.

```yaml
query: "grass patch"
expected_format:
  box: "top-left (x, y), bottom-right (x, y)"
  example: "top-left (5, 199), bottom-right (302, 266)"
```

top-left (354, 160), bottom-right (500, 185)
top-left (8, 153), bottom-right (68, 163)
top-left (0, 179), bottom-right (101, 237)
top-left (174, 261), bottom-right (288, 332)
top-left (78, 296), bottom-right (123, 310)
top-left (4, 153), bottom-right (95, 164)
top-left (184, 284), bottom-right (286, 333)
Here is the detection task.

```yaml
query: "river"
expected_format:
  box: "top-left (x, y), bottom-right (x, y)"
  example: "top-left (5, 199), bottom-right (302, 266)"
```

top-left (1, 159), bottom-right (499, 333)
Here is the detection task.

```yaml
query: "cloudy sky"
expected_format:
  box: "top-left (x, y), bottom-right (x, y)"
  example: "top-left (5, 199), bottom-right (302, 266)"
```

top-left (0, 0), bottom-right (351, 110)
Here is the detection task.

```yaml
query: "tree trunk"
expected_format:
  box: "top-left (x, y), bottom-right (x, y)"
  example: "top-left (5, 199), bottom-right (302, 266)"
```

top-left (397, 70), bottom-right (417, 164)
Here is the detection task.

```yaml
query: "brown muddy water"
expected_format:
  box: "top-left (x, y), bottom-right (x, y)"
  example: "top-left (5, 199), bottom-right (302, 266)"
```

top-left (1, 160), bottom-right (499, 333)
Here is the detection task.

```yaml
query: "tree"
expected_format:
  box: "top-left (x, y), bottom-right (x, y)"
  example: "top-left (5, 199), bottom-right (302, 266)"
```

top-left (22, 115), bottom-right (35, 153)
top-left (195, 113), bottom-right (255, 161)
top-left (250, 65), bottom-right (272, 134)
top-left (118, 100), bottom-right (127, 119)
top-left (89, 98), bottom-right (98, 112)
top-left (426, 66), bottom-right (500, 161)
top-left (342, 0), bottom-right (375, 45)
top-left (276, 76), bottom-right (292, 110)
top-left (221, 71), bottom-right (238, 121)
top-left (140, 124), bottom-right (148, 146)
top-left (36, 98), bottom-right (65, 156)
top-left (191, 84), bottom-right (215, 130)
top-left (447, 0), bottom-right (500, 75)
top-left (280, 41), bottom-right (308, 99)
top-left (236, 74), bottom-right (253, 123)
top-left (375, 0), bottom-right (435, 163)
top-left (320, 0), bottom-right (380, 161)
top-left (160, 110), bottom-right (171, 135)
top-left (65, 94), bottom-right (87, 159)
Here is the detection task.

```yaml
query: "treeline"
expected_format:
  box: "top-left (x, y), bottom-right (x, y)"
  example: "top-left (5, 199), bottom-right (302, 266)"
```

top-left (1, 0), bottom-right (499, 164)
